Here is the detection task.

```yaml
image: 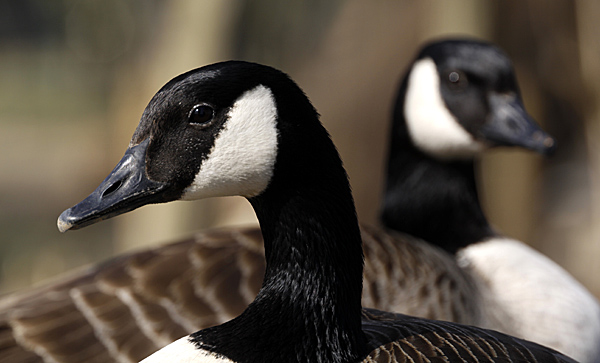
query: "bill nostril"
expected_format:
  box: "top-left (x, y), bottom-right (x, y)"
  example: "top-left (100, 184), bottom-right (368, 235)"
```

top-left (102, 179), bottom-right (123, 198)
top-left (506, 119), bottom-right (518, 131)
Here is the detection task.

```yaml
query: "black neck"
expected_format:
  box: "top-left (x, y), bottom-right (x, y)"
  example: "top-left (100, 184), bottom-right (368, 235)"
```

top-left (380, 81), bottom-right (495, 254)
top-left (192, 120), bottom-right (367, 362)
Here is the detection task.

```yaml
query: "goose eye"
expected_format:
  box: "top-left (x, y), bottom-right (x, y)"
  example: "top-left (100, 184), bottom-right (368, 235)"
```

top-left (189, 105), bottom-right (214, 125)
top-left (447, 70), bottom-right (468, 90)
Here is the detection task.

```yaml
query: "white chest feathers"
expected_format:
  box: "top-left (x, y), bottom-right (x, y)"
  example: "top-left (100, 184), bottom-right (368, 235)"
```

top-left (457, 238), bottom-right (600, 362)
top-left (139, 336), bottom-right (234, 363)
top-left (182, 85), bottom-right (279, 200)
top-left (404, 58), bottom-right (485, 159)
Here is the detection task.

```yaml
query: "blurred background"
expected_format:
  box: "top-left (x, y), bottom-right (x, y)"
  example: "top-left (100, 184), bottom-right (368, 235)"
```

top-left (1, 0), bottom-right (599, 298)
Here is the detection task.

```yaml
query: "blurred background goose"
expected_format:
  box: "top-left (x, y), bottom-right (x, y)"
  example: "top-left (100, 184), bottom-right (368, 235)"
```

top-left (57, 60), bottom-right (575, 362)
top-left (380, 39), bottom-right (600, 362)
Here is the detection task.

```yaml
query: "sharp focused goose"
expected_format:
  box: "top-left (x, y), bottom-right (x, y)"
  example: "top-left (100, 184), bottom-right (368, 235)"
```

top-left (381, 39), bottom-right (600, 362)
top-left (52, 60), bottom-right (573, 362)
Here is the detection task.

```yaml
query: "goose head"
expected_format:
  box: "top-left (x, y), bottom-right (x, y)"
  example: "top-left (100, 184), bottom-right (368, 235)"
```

top-left (397, 38), bottom-right (555, 159)
top-left (382, 39), bottom-right (557, 253)
top-left (57, 61), bottom-right (321, 233)
top-left (57, 61), bottom-right (366, 363)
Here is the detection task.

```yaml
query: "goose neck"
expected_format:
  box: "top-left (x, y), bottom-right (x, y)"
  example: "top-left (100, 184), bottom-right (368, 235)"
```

top-left (193, 126), bottom-right (367, 362)
top-left (381, 142), bottom-right (494, 254)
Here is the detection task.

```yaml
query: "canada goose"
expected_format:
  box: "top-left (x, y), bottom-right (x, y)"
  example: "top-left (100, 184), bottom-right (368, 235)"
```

top-left (381, 39), bottom-right (600, 362)
top-left (0, 41), bottom-right (584, 363)
top-left (52, 60), bottom-right (574, 362)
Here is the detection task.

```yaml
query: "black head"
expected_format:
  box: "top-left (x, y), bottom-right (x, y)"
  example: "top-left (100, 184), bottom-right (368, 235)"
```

top-left (381, 39), bottom-right (556, 252)
top-left (57, 61), bottom-right (320, 232)
top-left (395, 38), bottom-right (555, 160)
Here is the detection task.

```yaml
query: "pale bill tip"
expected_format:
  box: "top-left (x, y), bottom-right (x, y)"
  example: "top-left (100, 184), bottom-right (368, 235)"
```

top-left (57, 216), bottom-right (72, 233)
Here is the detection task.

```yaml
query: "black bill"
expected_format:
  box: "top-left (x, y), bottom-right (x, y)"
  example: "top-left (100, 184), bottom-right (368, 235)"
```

top-left (480, 93), bottom-right (556, 155)
top-left (57, 138), bottom-right (171, 232)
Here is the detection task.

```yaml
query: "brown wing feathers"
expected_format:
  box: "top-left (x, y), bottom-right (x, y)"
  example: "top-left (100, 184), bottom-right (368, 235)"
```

top-left (361, 309), bottom-right (574, 363)
top-left (0, 227), bottom-right (268, 363)
top-left (1, 226), bottom-right (563, 362)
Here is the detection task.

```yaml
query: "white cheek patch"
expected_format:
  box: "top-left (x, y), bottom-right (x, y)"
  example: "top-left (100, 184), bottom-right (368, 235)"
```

top-left (182, 85), bottom-right (278, 200)
top-left (404, 58), bottom-right (485, 159)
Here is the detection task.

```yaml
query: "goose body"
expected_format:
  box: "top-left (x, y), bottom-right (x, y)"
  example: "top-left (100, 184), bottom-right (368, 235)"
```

top-left (52, 60), bottom-right (572, 362)
top-left (458, 237), bottom-right (600, 358)
top-left (382, 39), bottom-right (600, 361)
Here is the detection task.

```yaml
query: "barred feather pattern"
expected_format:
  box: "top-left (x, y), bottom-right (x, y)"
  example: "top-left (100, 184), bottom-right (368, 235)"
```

top-left (0, 226), bottom-right (491, 363)
top-left (361, 309), bottom-right (575, 363)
